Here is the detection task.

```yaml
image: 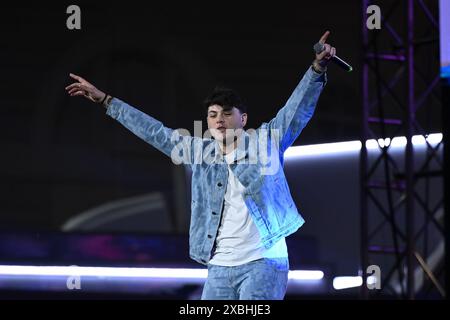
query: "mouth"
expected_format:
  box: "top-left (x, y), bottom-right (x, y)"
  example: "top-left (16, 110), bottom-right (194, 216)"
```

top-left (216, 126), bottom-right (226, 132)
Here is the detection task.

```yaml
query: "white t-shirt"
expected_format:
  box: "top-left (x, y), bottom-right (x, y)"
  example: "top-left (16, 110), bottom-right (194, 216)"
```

top-left (209, 148), bottom-right (288, 266)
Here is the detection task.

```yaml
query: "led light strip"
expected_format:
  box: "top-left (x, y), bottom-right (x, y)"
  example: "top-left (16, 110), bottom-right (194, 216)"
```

top-left (0, 265), bottom-right (324, 281)
top-left (332, 276), bottom-right (377, 290)
top-left (284, 133), bottom-right (443, 158)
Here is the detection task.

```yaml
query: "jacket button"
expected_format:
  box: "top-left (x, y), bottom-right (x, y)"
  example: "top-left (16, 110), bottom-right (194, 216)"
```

top-left (212, 211), bottom-right (217, 215)
top-left (217, 182), bottom-right (223, 187)
top-left (207, 234), bottom-right (213, 238)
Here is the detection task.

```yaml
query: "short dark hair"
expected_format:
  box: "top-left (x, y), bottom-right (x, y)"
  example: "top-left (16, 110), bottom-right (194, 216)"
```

top-left (203, 86), bottom-right (247, 114)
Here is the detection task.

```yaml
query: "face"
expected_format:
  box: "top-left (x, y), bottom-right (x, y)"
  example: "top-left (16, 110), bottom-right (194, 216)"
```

top-left (207, 104), bottom-right (247, 143)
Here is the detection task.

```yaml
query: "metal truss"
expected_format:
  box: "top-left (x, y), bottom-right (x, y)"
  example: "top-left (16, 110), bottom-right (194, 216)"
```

top-left (361, 0), bottom-right (444, 299)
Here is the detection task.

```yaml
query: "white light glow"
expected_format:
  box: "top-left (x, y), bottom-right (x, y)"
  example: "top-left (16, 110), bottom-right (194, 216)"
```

top-left (284, 141), bottom-right (362, 157)
top-left (332, 275), bottom-right (377, 290)
top-left (0, 265), bottom-right (323, 281)
top-left (288, 270), bottom-right (324, 281)
top-left (285, 133), bottom-right (442, 158)
top-left (0, 265), bottom-right (207, 279)
top-left (333, 276), bottom-right (363, 290)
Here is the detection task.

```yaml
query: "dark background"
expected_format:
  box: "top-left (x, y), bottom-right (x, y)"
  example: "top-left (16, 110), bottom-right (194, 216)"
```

top-left (1, 1), bottom-right (362, 230)
top-left (0, 1), bottom-right (445, 299)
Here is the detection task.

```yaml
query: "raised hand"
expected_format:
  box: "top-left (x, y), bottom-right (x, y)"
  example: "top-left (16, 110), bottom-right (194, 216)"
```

top-left (314, 31), bottom-right (336, 71)
top-left (65, 73), bottom-right (106, 103)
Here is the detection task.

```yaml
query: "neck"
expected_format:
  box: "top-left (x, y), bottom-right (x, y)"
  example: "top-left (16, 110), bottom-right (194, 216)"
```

top-left (220, 140), bottom-right (237, 155)
top-left (219, 131), bottom-right (244, 155)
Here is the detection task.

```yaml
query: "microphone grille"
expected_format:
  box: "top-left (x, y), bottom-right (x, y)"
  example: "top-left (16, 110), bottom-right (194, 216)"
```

top-left (313, 42), bottom-right (324, 54)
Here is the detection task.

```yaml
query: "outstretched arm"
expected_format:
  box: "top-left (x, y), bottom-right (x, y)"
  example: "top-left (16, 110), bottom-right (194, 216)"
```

top-left (65, 74), bottom-right (192, 160)
top-left (268, 31), bottom-right (336, 153)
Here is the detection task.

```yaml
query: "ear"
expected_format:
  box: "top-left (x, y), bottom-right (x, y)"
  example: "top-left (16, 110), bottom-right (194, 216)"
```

top-left (241, 113), bottom-right (248, 127)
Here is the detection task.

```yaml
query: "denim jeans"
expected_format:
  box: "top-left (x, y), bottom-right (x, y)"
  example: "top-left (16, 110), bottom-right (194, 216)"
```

top-left (201, 258), bottom-right (289, 300)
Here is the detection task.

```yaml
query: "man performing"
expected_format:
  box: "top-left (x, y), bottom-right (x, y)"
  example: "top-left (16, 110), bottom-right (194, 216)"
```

top-left (65, 31), bottom-right (336, 300)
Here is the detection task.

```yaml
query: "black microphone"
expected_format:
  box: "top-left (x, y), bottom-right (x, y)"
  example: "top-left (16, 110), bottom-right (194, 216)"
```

top-left (313, 42), bottom-right (353, 72)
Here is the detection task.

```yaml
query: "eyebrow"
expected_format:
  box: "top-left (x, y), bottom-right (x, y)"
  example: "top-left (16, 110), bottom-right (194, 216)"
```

top-left (208, 109), bottom-right (233, 115)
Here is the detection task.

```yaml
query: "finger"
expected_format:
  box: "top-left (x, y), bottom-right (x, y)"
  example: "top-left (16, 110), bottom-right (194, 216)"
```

top-left (317, 44), bottom-right (331, 60)
top-left (319, 30), bottom-right (330, 44)
top-left (317, 51), bottom-right (327, 60)
top-left (69, 73), bottom-right (89, 84)
top-left (65, 83), bottom-right (80, 90)
top-left (76, 84), bottom-right (90, 92)
top-left (68, 87), bottom-right (83, 95)
top-left (330, 47), bottom-right (336, 58)
top-left (70, 90), bottom-right (85, 96)
top-left (69, 73), bottom-right (82, 81)
top-left (68, 84), bottom-right (90, 95)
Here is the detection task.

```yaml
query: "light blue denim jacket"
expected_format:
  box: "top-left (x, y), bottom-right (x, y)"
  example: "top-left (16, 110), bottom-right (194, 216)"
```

top-left (106, 67), bottom-right (326, 264)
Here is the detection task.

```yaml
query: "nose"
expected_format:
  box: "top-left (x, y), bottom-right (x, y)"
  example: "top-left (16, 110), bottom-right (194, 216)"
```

top-left (216, 114), bottom-right (225, 124)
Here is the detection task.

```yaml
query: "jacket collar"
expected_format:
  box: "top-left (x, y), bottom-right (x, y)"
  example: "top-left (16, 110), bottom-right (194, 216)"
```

top-left (210, 131), bottom-right (251, 164)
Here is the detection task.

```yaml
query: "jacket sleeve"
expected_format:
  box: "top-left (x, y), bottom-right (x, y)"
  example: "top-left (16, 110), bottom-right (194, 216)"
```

top-left (267, 67), bottom-right (327, 153)
top-left (106, 98), bottom-right (194, 164)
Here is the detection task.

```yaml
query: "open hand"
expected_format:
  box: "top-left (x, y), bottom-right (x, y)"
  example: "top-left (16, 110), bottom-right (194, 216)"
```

top-left (65, 73), bottom-right (106, 103)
